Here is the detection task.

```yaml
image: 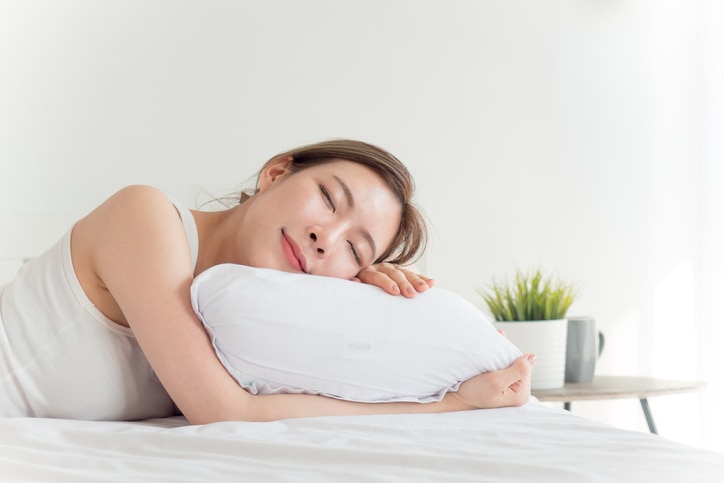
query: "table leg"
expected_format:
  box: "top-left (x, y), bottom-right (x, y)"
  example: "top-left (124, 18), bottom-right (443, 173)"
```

top-left (639, 398), bottom-right (658, 434)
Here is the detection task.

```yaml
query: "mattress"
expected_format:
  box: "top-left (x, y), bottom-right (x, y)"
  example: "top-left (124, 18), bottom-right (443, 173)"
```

top-left (1, 400), bottom-right (722, 482)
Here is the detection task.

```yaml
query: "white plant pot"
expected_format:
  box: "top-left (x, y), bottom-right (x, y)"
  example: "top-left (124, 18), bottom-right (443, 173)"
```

top-left (494, 319), bottom-right (568, 390)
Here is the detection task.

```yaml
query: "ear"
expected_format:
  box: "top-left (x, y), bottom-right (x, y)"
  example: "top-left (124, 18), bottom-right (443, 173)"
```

top-left (258, 155), bottom-right (294, 192)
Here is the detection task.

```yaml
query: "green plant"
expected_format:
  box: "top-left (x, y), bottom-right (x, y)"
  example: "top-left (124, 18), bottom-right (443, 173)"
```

top-left (479, 268), bottom-right (577, 321)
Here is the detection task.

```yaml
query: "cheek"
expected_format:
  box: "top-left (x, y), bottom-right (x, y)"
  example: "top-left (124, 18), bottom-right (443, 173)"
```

top-left (316, 254), bottom-right (360, 280)
top-left (274, 187), bottom-right (321, 221)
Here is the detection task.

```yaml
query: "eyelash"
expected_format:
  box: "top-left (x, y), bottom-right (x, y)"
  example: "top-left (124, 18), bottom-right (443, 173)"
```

top-left (320, 183), bottom-right (361, 266)
top-left (348, 241), bottom-right (361, 266)
top-left (319, 183), bottom-right (336, 213)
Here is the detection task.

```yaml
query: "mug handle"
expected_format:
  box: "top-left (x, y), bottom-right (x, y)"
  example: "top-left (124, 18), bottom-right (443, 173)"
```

top-left (597, 331), bottom-right (605, 358)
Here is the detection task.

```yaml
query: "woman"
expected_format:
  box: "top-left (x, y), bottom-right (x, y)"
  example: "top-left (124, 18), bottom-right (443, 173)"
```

top-left (0, 139), bottom-right (534, 424)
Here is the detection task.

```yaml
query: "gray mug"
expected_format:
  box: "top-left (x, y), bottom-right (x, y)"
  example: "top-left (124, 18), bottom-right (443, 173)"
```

top-left (565, 316), bottom-right (604, 383)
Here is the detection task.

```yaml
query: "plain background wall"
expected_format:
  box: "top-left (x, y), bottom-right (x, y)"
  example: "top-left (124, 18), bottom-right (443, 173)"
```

top-left (1, 0), bottom-right (722, 452)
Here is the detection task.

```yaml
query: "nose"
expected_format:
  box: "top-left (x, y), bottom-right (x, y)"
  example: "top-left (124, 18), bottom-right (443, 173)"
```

top-left (308, 226), bottom-right (342, 257)
top-left (309, 232), bottom-right (324, 255)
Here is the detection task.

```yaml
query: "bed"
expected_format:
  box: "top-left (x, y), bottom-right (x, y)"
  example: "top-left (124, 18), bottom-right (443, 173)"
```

top-left (1, 401), bottom-right (723, 482)
top-left (1, 256), bottom-right (723, 482)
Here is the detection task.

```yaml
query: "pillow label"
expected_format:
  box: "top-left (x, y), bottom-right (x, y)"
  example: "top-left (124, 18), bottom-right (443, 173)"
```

top-left (344, 339), bottom-right (376, 359)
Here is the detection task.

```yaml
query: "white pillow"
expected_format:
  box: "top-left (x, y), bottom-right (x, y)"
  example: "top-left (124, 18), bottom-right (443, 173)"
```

top-left (190, 264), bottom-right (521, 403)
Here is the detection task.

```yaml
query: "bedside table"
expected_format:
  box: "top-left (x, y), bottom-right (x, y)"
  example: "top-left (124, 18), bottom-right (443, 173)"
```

top-left (532, 376), bottom-right (705, 434)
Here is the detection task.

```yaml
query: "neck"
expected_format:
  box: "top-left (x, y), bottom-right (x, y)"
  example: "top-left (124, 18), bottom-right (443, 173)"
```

top-left (191, 203), bottom-right (247, 276)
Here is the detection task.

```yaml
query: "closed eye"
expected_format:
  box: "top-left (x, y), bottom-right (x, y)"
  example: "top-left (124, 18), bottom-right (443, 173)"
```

top-left (348, 241), bottom-right (361, 266)
top-left (320, 183), bottom-right (336, 213)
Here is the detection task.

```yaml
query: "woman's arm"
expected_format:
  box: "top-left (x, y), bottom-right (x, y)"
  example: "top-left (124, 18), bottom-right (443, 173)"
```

top-left (75, 186), bottom-right (247, 423)
top-left (76, 186), bottom-right (531, 424)
top-left (246, 353), bottom-right (533, 422)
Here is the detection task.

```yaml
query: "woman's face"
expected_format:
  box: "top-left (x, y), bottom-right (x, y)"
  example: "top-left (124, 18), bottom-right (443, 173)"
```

top-left (235, 159), bottom-right (401, 280)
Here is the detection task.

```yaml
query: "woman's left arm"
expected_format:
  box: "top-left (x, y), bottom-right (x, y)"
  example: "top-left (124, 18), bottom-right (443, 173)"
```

top-left (355, 262), bottom-right (434, 298)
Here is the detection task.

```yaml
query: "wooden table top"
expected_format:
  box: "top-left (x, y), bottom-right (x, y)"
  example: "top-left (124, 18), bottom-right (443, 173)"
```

top-left (532, 375), bottom-right (706, 402)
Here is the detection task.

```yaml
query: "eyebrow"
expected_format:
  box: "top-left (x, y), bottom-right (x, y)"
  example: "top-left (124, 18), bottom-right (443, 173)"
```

top-left (332, 174), bottom-right (377, 260)
top-left (333, 175), bottom-right (355, 209)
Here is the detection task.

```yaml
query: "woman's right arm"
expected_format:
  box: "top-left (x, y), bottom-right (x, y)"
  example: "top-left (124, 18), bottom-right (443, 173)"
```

top-left (75, 185), bottom-right (532, 424)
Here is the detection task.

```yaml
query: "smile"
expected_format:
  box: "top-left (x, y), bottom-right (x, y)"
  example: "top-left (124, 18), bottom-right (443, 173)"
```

top-left (281, 230), bottom-right (308, 273)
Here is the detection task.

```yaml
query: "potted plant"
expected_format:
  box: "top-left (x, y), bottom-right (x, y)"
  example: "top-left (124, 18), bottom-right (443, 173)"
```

top-left (479, 268), bottom-right (577, 390)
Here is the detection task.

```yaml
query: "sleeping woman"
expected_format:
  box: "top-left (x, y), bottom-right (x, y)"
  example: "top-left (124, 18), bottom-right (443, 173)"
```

top-left (0, 139), bottom-right (535, 423)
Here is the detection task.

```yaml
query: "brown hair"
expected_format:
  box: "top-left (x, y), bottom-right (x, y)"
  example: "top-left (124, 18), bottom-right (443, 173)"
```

top-left (242, 139), bottom-right (427, 265)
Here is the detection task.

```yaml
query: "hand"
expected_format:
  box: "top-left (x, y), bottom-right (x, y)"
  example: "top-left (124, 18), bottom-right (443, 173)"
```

top-left (354, 262), bottom-right (435, 298)
top-left (448, 354), bottom-right (536, 410)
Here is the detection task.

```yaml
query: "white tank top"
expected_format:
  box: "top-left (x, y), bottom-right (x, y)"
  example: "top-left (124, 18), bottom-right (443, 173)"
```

top-left (0, 199), bottom-right (198, 420)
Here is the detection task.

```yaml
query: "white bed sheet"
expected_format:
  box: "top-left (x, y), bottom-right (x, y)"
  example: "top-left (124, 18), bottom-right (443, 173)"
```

top-left (1, 401), bottom-right (722, 482)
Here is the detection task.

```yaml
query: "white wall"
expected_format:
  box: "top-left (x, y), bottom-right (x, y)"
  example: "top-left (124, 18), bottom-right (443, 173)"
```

top-left (1, 0), bottom-right (721, 452)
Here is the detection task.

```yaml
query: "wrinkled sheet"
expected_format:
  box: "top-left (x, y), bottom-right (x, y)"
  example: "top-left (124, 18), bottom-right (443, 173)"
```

top-left (1, 401), bottom-right (722, 482)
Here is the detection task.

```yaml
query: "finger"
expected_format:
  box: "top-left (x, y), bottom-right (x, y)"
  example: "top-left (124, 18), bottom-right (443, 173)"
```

top-left (363, 264), bottom-right (415, 297)
top-left (503, 384), bottom-right (531, 407)
top-left (358, 264), bottom-right (435, 297)
top-left (497, 354), bottom-right (536, 388)
top-left (356, 268), bottom-right (401, 295)
top-left (410, 272), bottom-right (434, 285)
top-left (403, 271), bottom-right (434, 293)
top-left (385, 269), bottom-right (419, 298)
top-left (388, 267), bottom-right (436, 297)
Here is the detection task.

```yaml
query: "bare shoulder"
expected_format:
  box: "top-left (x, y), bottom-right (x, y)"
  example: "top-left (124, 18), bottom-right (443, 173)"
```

top-left (72, 185), bottom-right (193, 325)
top-left (74, 184), bottom-right (188, 263)
top-left (78, 183), bottom-right (191, 270)
top-left (92, 184), bottom-right (178, 221)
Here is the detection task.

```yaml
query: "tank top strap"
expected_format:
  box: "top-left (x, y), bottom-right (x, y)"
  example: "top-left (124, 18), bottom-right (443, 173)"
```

top-left (168, 197), bottom-right (199, 271)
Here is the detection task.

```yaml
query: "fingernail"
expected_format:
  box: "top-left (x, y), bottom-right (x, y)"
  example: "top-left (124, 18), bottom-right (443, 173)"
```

top-left (391, 285), bottom-right (400, 294)
top-left (405, 287), bottom-right (416, 296)
top-left (527, 354), bottom-right (537, 364)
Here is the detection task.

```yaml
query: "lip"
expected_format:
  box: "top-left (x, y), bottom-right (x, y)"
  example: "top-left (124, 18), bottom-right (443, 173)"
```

top-left (281, 230), bottom-right (308, 273)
